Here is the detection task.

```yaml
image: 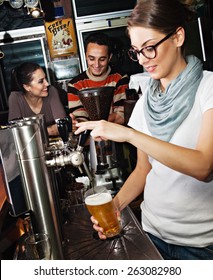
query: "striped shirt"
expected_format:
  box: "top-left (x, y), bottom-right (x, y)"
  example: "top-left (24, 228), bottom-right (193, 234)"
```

top-left (67, 66), bottom-right (129, 120)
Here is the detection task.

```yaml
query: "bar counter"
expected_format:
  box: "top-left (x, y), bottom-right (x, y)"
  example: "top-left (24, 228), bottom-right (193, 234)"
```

top-left (63, 204), bottom-right (163, 260)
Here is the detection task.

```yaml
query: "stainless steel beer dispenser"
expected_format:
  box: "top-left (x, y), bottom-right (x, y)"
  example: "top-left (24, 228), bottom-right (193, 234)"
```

top-left (0, 115), bottom-right (64, 259)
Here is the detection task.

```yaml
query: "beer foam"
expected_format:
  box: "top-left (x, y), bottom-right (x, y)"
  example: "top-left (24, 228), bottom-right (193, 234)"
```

top-left (85, 192), bottom-right (112, 206)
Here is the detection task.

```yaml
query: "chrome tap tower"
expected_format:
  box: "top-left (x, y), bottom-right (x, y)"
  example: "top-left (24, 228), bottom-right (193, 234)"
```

top-left (0, 114), bottom-right (94, 259)
top-left (0, 115), bottom-right (64, 259)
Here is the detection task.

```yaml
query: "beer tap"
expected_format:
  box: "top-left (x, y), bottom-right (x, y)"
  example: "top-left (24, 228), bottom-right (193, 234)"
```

top-left (55, 117), bottom-right (71, 146)
top-left (0, 115), bottom-right (96, 259)
top-left (76, 130), bottom-right (95, 188)
top-left (46, 119), bottom-right (94, 189)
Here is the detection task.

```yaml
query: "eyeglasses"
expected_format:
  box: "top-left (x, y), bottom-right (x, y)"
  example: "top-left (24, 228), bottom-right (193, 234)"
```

top-left (128, 30), bottom-right (176, 61)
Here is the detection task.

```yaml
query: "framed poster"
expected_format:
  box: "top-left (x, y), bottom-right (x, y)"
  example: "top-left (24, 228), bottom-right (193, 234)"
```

top-left (45, 18), bottom-right (77, 58)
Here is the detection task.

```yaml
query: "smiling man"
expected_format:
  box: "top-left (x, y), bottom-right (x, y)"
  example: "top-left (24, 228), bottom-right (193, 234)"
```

top-left (67, 32), bottom-right (129, 125)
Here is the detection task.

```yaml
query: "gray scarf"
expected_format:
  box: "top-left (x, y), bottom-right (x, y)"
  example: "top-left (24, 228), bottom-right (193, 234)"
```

top-left (144, 55), bottom-right (203, 141)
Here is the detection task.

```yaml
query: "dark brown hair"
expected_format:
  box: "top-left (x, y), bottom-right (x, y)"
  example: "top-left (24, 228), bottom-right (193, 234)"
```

top-left (11, 62), bottom-right (43, 92)
top-left (128, 0), bottom-right (194, 35)
top-left (84, 32), bottom-right (112, 55)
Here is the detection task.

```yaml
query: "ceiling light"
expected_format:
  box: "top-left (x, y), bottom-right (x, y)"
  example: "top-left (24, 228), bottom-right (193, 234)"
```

top-left (30, 7), bottom-right (41, 18)
top-left (9, 0), bottom-right (24, 9)
top-left (24, 0), bottom-right (38, 8)
top-left (2, 0), bottom-right (43, 18)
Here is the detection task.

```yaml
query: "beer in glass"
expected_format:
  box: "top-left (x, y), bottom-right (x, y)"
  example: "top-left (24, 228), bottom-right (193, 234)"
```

top-left (85, 191), bottom-right (121, 238)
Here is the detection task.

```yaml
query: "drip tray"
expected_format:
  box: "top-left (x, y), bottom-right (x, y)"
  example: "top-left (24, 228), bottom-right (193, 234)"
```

top-left (63, 205), bottom-right (162, 260)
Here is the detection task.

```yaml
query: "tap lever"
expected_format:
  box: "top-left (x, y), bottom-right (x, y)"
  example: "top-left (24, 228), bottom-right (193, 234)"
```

top-left (55, 117), bottom-right (72, 143)
top-left (78, 129), bottom-right (91, 148)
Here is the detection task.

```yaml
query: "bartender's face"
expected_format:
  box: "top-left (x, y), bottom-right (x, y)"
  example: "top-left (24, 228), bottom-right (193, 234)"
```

top-left (128, 26), bottom-right (185, 89)
top-left (86, 42), bottom-right (112, 77)
top-left (24, 68), bottom-right (49, 97)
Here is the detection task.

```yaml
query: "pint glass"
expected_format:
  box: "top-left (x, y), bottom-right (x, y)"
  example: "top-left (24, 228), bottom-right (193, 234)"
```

top-left (25, 233), bottom-right (52, 260)
top-left (85, 191), bottom-right (121, 238)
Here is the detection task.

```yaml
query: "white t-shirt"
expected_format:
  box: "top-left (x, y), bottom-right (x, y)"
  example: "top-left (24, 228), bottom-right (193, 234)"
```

top-left (128, 71), bottom-right (213, 247)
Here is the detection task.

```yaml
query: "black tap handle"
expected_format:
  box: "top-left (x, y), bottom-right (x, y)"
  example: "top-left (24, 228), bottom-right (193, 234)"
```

top-left (56, 117), bottom-right (72, 143)
top-left (66, 116), bottom-right (72, 133)
top-left (78, 129), bottom-right (91, 147)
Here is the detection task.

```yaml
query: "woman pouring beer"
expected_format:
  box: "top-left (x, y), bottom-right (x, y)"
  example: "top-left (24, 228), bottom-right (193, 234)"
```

top-left (75, 0), bottom-right (213, 260)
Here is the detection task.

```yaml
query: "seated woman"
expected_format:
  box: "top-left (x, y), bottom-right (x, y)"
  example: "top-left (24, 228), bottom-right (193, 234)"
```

top-left (8, 62), bottom-right (66, 136)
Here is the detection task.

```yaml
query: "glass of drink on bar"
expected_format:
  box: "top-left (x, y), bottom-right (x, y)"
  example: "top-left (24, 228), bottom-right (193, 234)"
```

top-left (84, 188), bottom-right (121, 238)
top-left (25, 233), bottom-right (52, 260)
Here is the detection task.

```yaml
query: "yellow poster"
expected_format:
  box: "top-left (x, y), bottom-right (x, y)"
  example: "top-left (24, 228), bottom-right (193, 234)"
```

top-left (45, 18), bottom-right (77, 58)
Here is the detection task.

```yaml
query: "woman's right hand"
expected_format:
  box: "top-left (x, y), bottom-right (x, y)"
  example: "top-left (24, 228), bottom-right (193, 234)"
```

top-left (75, 120), bottom-right (131, 143)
